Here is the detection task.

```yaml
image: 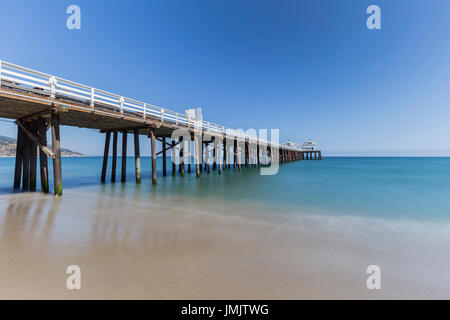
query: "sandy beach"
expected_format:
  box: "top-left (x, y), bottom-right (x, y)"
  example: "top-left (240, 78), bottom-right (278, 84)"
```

top-left (1, 186), bottom-right (450, 300)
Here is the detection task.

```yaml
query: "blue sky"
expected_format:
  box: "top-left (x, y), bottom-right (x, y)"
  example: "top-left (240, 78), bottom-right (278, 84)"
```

top-left (1, 0), bottom-right (450, 155)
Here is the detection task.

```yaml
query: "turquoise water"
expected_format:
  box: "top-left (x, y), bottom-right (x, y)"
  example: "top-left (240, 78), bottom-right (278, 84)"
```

top-left (1, 157), bottom-right (450, 222)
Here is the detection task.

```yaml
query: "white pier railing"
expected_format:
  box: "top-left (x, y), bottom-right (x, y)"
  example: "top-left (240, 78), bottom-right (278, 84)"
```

top-left (0, 60), bottom-right (299, 150)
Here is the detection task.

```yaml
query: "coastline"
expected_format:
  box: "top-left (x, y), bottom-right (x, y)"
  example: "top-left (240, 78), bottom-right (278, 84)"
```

top-left (0, 155), bottom-right (92, 158)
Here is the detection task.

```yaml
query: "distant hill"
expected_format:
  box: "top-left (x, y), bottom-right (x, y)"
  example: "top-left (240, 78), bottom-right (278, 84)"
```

top-left (0, 135), bottom-right (16, 144)
top-left (0, 135), bottom-right (83, 157)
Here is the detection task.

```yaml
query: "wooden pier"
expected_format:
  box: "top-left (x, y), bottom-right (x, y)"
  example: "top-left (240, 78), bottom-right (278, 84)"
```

top-left (0, 61), bottom-right (321, 195)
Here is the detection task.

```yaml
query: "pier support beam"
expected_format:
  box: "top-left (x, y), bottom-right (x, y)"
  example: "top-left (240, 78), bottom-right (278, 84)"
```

top-left (245, 141), bottom-right (249, 167)
top-left (206, 143), bottom-right (210, 173)
top-left (150, 130), bottom-right (157, 184)
top-left (162, 137), bottom-right (167, 176)
top-left (188, 139), bottom-right (192, 173)
top-left (134, 130), bottom-right (141, 183)
top-left (318, 151), bottom-right (322, 160)
top-left (38, 118), bottom-right (49, 193)
top-left (29, 120), bottom-right (38, 192)
top-left (223, 139), bottom-right (227, 171)
top-left (101, 132), bottom-right (111, 183)
top-left (237, 140), bottom-right (242, 171)
top-left (212, 139), bottom-right (217, 171)
top-left (233, 139), bottom-right (237, 169)
top-left (195, 135), bottom-right (201, 177)
top-left (200, 138), bottom-right (204, 171)
top-left (121, 131), bottom-right (127, 183)
top-left (111, 131), bottom-right (118, 182)
top-left (172, 140), bottom-right (176, 176)
top-left (22, 122), bottom-right (30, 191)
top-left (14, 125), bottom-right (24, 190)
top-left (51, 111), bottom-right (62, 196)
top-left (218, 141), bottom-right (222, 174)
top-left (256, 144), bottom-right (260, 167)
top-left (180, 137), bottom-right (185, 177)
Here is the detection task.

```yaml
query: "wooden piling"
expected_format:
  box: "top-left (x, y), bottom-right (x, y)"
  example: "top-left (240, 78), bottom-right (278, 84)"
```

top-left (162, 137), bottom-right (167, 176)
top-left (51, 111), bottom-right (62, 196)
top-left (200, 138), bottom-right (203, 172)
top-left (121, 131), bottom-right (127, 183)
top-left (38, 117), bottom-right (49, 193)
top-left (13, 125), bottom-right (24, 189)
top-left (233, 139), bottom-right (237, 169)
top-left (180, 138), bottom-right (185, 177)
top-left (237, 140), bottom-right (242, 171)
top-left (223, 139), bottom-right (227, 171)
top-left (172, 140), bottom-right (176, 176)
top-left (195, 135), bottom-right (201, 177)
top-left (256, 144), bottom-right (260, 167)
top-left (218, 141), bottom-right (222, 174)
top-left (150, 130), bottom-right (157, 184)
top-left (22, 123), bottom-right (30, 191)
top-left (188, 139), bottom-right (191, 173)
top-left (212, 140), bottom-right (217, 171)
top-left (111, 131), bottom-right (118, 183)
top-left (245, 141), bottom-right (249, 167)
top-left (318, 151), bottom-right (322, 160)
top-left (29, 120), bottom-right (38, 192)
top-left (206, 143), bottom-right (210, 173)
top-left (134, 129), bottom-right (141, 183)
top-left (101, 131), bottom-right (111, 183)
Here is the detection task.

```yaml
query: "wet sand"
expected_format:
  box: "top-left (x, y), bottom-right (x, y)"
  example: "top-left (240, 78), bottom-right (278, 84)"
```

top-left (1, 188), bottom-right (450, 299)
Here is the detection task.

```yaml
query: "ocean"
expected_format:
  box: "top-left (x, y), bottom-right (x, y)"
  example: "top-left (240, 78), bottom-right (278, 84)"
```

top-left (1, 156), bottom-right (450, 299)
top-left (1, 156), bottom-right (450, 222)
